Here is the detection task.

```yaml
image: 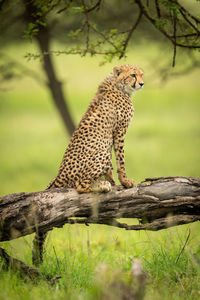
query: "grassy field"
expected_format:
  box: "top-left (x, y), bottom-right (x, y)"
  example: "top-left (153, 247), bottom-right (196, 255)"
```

top-left (0, 42), bottom-right (200, 299)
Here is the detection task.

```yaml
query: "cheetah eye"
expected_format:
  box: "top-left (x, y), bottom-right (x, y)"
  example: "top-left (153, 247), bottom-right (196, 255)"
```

top-left (131, 74), bottom-right (136, 78)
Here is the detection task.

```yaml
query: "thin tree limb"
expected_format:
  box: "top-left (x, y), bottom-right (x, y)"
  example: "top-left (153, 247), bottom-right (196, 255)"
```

top-left (179, 8), bottom-right (200, 34)
top-left (155, 0), bottom-right (161, 18)
top-left (85, 0), bottom-right (102, 13)
top-left (119, 10), bottom-right (143, 59)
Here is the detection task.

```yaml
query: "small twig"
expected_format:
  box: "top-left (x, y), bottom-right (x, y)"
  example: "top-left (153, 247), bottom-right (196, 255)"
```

top-left (57, 0), bottom-right (101, 14)
top-left (56, 0), bottom-right (73, 14)
top-left (90, 23), bottom-right (120, 53)
top-left (172, 33), bottom-right (198, 39)
top-left (165, 43), bottom-right (199, 49)
top-left (85, 0), bottom-right (102, 13)
top-left (25, 48), bottom-right (122, 60)
top-left (175, 229), bottom-right (191, 264)
top-left (172, 12), bottom-right (177, 67)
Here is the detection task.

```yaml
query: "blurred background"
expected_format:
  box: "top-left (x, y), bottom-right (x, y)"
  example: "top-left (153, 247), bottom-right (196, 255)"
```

top-left (0, 43), bottom-right (199, 196)
top-left (0, 0), bottom-right (199, 196)
top-left (0, 2), bottom-right (200, 299)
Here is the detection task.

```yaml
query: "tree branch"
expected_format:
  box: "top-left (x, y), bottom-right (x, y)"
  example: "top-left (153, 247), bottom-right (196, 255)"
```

top-left (0, 177), bottom-right (200, 242)
top-left (84, 0), bottom-right (102, 13)
top-left (173, 0), bottom-right (200, 24)
top-left (134, 0), bottom-right (200, 50)
top-left (119, 10), bottom-right (143, 59)
top-left (179, 8), bottom-right (200, 34)
top-left (154, 0), bottom-right (161, 18)
top-left (172, 11), bottom-right (177, 67)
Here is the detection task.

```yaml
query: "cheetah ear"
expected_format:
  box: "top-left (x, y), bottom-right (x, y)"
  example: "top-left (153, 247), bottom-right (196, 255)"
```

top-left (113, 66), bottom-right (121, 76)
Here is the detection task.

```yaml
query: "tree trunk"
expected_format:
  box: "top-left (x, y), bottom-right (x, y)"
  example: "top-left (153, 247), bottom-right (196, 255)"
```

top-left (24, 2), bottom-right (76, 136)
top-left (36, 27), bottom-right (75, 136)
top-left (0, 177), bottom-right (200, 242)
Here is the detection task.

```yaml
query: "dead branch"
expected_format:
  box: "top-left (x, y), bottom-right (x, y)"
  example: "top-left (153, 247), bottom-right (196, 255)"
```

top-left (0, 176), bottom-right (200, 242)
top-left (0, 247), bottom-right (61, 284)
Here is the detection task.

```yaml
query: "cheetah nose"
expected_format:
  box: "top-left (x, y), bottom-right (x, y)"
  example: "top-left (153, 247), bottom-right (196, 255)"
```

top-left (139, 82), bottom-right (144, 87)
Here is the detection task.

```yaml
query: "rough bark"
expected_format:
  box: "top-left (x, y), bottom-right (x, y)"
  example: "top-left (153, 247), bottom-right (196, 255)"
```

top-left (0, 177), bottom-right (200, 242)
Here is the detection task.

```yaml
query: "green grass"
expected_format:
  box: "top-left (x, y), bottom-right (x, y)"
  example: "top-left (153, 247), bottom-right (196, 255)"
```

top-left (1, 224), bottom-right (200, 300)
top-left (0, 41), bottom-right (200, 299)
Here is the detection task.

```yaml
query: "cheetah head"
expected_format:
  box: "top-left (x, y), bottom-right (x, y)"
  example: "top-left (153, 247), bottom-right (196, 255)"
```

top-left (113, 64), bottom-right (144, 96)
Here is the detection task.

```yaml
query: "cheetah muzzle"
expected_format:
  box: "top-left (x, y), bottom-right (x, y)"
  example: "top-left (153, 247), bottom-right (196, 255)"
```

top-left (48, 64), bottom-right (144, 193)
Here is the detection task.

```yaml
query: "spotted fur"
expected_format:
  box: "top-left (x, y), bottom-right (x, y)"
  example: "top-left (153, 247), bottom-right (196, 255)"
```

top-left (48, 64), bottom-right (144, 193)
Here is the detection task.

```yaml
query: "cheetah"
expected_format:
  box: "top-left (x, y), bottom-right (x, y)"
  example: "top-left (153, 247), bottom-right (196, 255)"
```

top-left (48, 64), bottom-right (144, 193)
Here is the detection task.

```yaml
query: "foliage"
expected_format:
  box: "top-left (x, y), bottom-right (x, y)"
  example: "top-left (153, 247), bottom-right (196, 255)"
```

top-left (0, 0), bottom-right (200, 65)
top-left (25, 0), bottom-right (200, 65)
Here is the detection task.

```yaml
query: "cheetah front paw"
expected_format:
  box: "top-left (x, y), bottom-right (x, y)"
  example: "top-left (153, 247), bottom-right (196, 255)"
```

top-left (121, 178), bottom-right (134, 188)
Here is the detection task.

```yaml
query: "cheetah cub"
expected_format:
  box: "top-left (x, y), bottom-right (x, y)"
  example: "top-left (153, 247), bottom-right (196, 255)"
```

top-left (48, 64), bottom-right (144, 193)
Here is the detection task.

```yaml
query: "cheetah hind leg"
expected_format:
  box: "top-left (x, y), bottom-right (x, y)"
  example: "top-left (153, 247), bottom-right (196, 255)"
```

top-left (76, 180), bottom-right (92, 193)
top-left (91, 168), bottom-right (115, 192)
top-left (104, 169), bottom-right (116, 186)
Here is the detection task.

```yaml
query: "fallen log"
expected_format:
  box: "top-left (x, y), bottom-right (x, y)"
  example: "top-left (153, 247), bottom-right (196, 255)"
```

top-left (0, 176), bottom-right (200, 242)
